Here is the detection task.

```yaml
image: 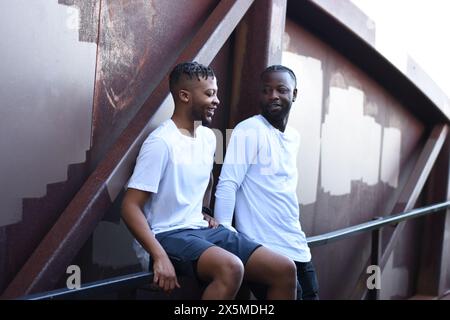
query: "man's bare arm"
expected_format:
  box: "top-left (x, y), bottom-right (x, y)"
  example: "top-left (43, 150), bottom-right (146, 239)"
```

top-left (121, 188), bottom-right (180, 292)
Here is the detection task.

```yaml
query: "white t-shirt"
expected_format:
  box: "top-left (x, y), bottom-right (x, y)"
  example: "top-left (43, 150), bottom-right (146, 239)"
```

top-left (215, 115), bottom-right (311, 262)
top-left (127, 119), bottom-right (215, 235)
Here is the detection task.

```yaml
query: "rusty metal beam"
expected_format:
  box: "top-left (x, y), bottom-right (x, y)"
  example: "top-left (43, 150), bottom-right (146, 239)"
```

top-left (378, 124), bottom-right (448, 271)
top-left (287, 0), bottom-right (449, 125)
top-left (228, 0), bottom-right (287, 127)
top-left (416, 131), bottom-right (450, 296)
top-left (88, 0), bottom-right (220, 170)
top-left (439, 210), bottom-right (450, 295)
top-left (308, 0), bottom-right (450, 123)
top-left (2, 0), bottom-right (255, 299)
top-left (350, 124), bottom-right (448, 299)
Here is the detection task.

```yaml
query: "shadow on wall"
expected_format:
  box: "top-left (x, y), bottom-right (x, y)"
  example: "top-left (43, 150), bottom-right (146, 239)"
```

top-left (0, 1), bottom-right (96, 227)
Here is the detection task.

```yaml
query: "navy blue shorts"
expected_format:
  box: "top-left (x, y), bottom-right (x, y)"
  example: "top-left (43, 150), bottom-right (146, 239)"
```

top-left (155, 225), bottom-right (261, 266)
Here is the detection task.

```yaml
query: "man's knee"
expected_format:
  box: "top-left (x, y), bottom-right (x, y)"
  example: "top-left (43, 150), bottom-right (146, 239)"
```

top-left (219, 256), bottom-right (245, 282)
top-left (277, 257), bottom-right (297, 283)
top-left (198, 248), bottom-right (245, 284)
top-left (262, 254), bottom-right (296, 288)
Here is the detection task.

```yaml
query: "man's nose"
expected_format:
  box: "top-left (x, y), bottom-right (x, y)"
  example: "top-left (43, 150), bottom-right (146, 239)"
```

top-left (213, 96), bottom-right (220, 106)
top-left (269, 90), bottom-right (279, 100)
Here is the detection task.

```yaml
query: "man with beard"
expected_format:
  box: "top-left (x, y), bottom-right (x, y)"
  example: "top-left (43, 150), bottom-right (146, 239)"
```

top-left (122, 62), bottom-right (297, 299)
top-left (215, 65), bottom-right (319, 300)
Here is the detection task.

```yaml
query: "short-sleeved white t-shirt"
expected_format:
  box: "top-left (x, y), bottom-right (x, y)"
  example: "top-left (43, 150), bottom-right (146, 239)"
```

top-left (127, 119), bottom-right (215, 235)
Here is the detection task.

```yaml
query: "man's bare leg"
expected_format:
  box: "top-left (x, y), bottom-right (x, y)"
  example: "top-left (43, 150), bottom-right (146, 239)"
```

top-left (244, 246), bottom-right (297, 299)
top-left (196, 246), bottom-right (245, 299)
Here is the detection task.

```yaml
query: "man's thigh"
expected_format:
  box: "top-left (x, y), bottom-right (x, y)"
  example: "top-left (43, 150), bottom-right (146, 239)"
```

top-left (205, 225), bottom-right (261, 265)
top-left (152, 228), bottom-right (218, 282)
top-left (154, 226), bottom-right (261, 283)
top-left (155, 228), bottom-right (215, 263)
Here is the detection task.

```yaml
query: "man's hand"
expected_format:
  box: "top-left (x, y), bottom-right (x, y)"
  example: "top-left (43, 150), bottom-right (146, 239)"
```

top-left (203, 212), bottom-right (219, 228)
top-left (152, 254), bottom-right (181, 294)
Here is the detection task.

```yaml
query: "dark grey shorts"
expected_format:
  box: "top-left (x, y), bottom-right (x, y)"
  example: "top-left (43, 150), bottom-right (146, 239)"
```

top-left (155, 225), bottom-right (261, 265)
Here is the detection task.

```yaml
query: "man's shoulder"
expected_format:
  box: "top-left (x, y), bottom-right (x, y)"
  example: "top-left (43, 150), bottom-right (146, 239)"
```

top-left (234, 115), bottom-right (266, 130)
top-left (143, 120), bottom-right (173, 145)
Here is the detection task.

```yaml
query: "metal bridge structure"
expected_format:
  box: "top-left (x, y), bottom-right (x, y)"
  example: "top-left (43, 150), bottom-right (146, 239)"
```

top-left (1, 0), bottom-right (449, 300)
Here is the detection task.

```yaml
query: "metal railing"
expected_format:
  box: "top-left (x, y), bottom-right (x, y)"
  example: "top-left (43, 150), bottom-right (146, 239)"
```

top-left (20, 200), bottom-right (450, 300)
top-left (22, 271), bottom-right (153, 300)
top-left (307, 200), bottom-right (450, 247)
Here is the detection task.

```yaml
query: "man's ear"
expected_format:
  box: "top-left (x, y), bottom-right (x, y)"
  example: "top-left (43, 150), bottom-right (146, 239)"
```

top-left (292, 88), bottom-right (298, 102)
top-left (179, 89), bottom-right (190, 103)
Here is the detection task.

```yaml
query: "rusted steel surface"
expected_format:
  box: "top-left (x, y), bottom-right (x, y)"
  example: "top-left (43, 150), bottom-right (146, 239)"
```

top-left (287, 0), bottom-right (449, 125)
top-left (3, 0), bottom-right (449, 301)
top-left (385, 124), bottom-right (449, 224)
top-left (89, 0), bottom-right (219, 170)
top-left (0, 0), bottom-right (99, 294)
top-left (58, 0), bottom-right (100, 43)
top-left (2, 163), bottom-right (90, 295)
top-left (208, 39), bottom-right (234, 208)
top-left (283, 1), bottom-right (450, 297)
top-left (377, 124), bottom-right (449, 272)
top-left (102, 0), bottom-right (255, 203)
top-left (311, 0), bottom-right (376, 46)
top-left (228, 0), bottom-right (287, 128)
top-left (2, 0), bottom-right (255, 299)
top-left (416, 131), bottom-right (450, 296)
top-left (209, 39), bottom-right (234, 133)
top-left (283, 18), bottom-right (428, 299)
top-left (73, 38), bottom-right (236, 285)
top-left (363, 124), bottom-right (447, 299)
top-left (309, 0), bottom-right (450, 121)
top-left (444, 214), bottom-right (450, 293)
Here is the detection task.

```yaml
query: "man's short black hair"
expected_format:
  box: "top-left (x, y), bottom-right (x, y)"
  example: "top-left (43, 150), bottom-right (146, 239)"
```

top-left (169, 61), bottom-right (215, 92)
top-left (261, 65), bottom-right (297, 88)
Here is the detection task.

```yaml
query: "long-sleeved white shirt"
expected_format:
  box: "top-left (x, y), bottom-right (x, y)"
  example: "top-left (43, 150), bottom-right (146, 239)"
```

top-left (215, 115), bottom-right (311, 262)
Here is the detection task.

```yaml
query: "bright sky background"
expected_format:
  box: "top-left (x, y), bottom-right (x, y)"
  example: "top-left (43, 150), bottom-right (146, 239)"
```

top-left (351, 0), bottom-right (450, 98)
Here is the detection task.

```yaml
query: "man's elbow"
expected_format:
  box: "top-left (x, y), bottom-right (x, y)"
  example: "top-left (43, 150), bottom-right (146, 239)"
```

top-left (121, 190), bottom-right (135, 219)
top-left (121, 189), bottom-right (149, 218)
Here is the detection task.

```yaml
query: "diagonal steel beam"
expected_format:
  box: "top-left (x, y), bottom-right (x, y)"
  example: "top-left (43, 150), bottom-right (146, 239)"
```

top-left (351, 123), bottom-right (448, 299)
top-left (379, 124), bottom-right (448, 270)
top-left (2, 0), bottom-right (255, 299)
top-left (438, 209), bottom-right (450, 295)
top-left (228, 0), bottom-right (287, 127)
top-left (416, 131), bottom-right (450, 296)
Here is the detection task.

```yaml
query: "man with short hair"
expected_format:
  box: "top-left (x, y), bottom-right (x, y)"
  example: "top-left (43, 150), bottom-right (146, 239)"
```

top-left (122, 62), bottom-right (297, 299)
top-left (215, 65), bottom-right (319, 300)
